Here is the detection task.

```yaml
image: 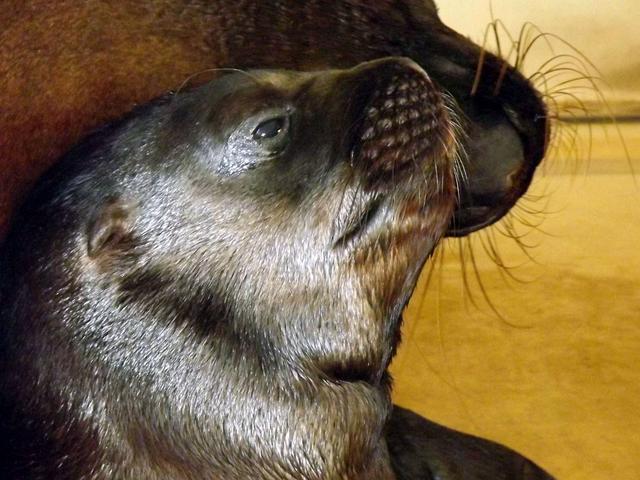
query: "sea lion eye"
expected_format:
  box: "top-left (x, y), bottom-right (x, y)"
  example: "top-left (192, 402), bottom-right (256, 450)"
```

top-left (252, 116), bottom-right (287, 140)
top-left (222, 111), bottom-right (292, 171)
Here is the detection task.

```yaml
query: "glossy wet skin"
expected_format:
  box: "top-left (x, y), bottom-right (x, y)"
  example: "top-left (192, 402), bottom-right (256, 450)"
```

top-left (0, 59), bottom-right (458, 479)
top-left (1, 0), bottom-right (548, 241)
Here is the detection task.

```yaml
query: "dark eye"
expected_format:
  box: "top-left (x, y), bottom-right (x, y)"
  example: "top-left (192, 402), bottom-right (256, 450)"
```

top-left (253, 117), bottom-right (287, 140)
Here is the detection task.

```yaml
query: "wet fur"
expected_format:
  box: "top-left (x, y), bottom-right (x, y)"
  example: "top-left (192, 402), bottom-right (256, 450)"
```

top-left (0, 61), bottom-right (554, 479)
top-left (0, 2), bottom-right (558, 478)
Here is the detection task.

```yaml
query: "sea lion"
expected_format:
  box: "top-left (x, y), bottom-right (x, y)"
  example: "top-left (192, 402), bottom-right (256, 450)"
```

top-left (0, 58), bottom-right (553, 479)
top-left (0, 0), bottom-right (548, 241)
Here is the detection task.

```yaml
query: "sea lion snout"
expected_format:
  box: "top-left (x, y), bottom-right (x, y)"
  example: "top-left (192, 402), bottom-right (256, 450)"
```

top-left (317, 58), bottom-right (458, 252)
top-left (345, 58), bottom-right (455, 189)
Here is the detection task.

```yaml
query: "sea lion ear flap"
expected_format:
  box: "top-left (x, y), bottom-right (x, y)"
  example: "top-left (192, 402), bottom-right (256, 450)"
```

top-left (86, 198), bottom-right (136, 258)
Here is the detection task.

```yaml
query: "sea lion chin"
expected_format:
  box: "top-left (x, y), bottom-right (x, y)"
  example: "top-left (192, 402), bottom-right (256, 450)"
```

top-left (0, 57), bottom-right (461, 479)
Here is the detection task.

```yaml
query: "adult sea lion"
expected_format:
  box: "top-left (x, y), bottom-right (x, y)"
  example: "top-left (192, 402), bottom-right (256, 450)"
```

top-left (0, 59), bottom-right (553, 479)
top-left (0, 0), bottom-right (548, 241)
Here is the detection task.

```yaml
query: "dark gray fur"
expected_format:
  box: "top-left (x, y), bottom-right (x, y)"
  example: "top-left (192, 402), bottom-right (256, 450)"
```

top-left (0, 59), bottom-right (553, 479)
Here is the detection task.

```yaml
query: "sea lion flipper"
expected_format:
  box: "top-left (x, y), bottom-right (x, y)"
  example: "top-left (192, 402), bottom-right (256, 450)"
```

top-left (387, 406), bottom-right (555, 479)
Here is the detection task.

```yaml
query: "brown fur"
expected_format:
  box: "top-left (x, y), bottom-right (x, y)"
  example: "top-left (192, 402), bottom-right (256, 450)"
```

top-left (0, 0), bottom-right (547, 240)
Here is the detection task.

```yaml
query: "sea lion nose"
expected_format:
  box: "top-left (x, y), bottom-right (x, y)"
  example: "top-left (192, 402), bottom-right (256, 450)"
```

top-left (348, 58), bottom-right (453, 188)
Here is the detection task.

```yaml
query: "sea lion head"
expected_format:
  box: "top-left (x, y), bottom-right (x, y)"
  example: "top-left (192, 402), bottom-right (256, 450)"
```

top-left (221, 0), bottom-right (550, 237)
top-left (0, 58), bottom-right (458, 478)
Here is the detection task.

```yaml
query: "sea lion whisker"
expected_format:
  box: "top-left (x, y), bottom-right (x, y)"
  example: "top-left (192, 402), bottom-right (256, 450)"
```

top-left (173, 68), bottom-right (262, 98)
top-left (513, 23), bottom-right (529, 71)
top-left (520, 35), bottom-right (631, 174)
top-left (530, 67), bottom-right (597, 104)
top-left (471, 18), bottom-right (507, 95)
top-left (501, 216), bottom-right (541, 258)
top-left (513, 197), bottom-right (554, 219)
top-left (542, 73), bottom-right (603, 92)
top-left (534, 94), bottom-right (584, 172)
top-left (543, 92), bottom-right (590, 119)
top-left (478, 229), bottom-right (518, 273)
top-left (431, 155), bottom-right (441, 195)
top-left (547, 94), bottom-right (594, 170)
top-left (440, 98), bottom-right (466, 205)
top-left (465, 236), bottom-right (532, 328)
top-left (450, 229), bottom-right (533, 326)
top-left (529, 55), bottom-right (597, 82)
top-left (528, 32), bottom-right (605, 75)
top-left (472, 19), bottom-right (530, 96)
top-left (491, 215), bottom-right (540, 252)
top-left (467, 234), bottom-right (535, 324)
top-left (490, 226), bottom-right (538, 272)
top-left (516, 25), bottom-right (557, 70)
top-left (547, 92), bottom-right (590, 114)
top-left (539, 93), bottom-right (562, 122)
top-left (493, 215), bottom-right (533, 244)
top-left (399, 255), bottom-right (485, 433)
top-left (514, 22), bottom-right (541, 71)
top-left (409, 153), bottom-right (427, 200)
top-left (430, 246), bottom-right (474, 414)
top-left (536, 67), bottom-right (603, 93)
top-left (510, 209), bottom-right (546, 233)
top-left (488, 19), bottom-right (504, 61)
top-left (493, 60), bottom-right (510, 96)
top-left (545, 125), bottom-right (576, 171)
top-left (472, 16), bottom-right (508, 96)
top-left (470, 47), bottom-right (486, 97)
top-left (431, 250), bottom-right (486, 435)
top-left (492, 19), bottom-right (520, 63)
top-left (478, 230), bottom-right (533, 287)
top-left (455, 238), bottom-right (481, 311)
top-left (452, 160), bottom-right (463, 206)
top-left (394, 251), bottom-right (456, 393)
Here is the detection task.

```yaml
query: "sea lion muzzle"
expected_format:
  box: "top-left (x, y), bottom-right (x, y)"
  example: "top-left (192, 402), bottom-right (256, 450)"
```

top-left (320, 58), bottom-right (458, 258)
top-left (349, 59), bottom-right (454, 189)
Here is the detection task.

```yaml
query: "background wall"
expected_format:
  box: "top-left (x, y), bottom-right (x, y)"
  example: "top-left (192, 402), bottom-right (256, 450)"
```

top-left (390, 2), bottom-right (640, 479)
top-left (438, 0), bottom-right (640, 106)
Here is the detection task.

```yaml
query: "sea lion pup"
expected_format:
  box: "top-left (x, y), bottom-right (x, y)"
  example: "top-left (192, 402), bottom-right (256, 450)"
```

top-left (0, 58), bottom-right (552, 479)
top-left (1, 0), bottom-right (549, 241)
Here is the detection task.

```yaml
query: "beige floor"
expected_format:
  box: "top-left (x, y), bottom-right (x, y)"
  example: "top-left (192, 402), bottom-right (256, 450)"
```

top-left (391, 124), bottom-right (640, 479)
